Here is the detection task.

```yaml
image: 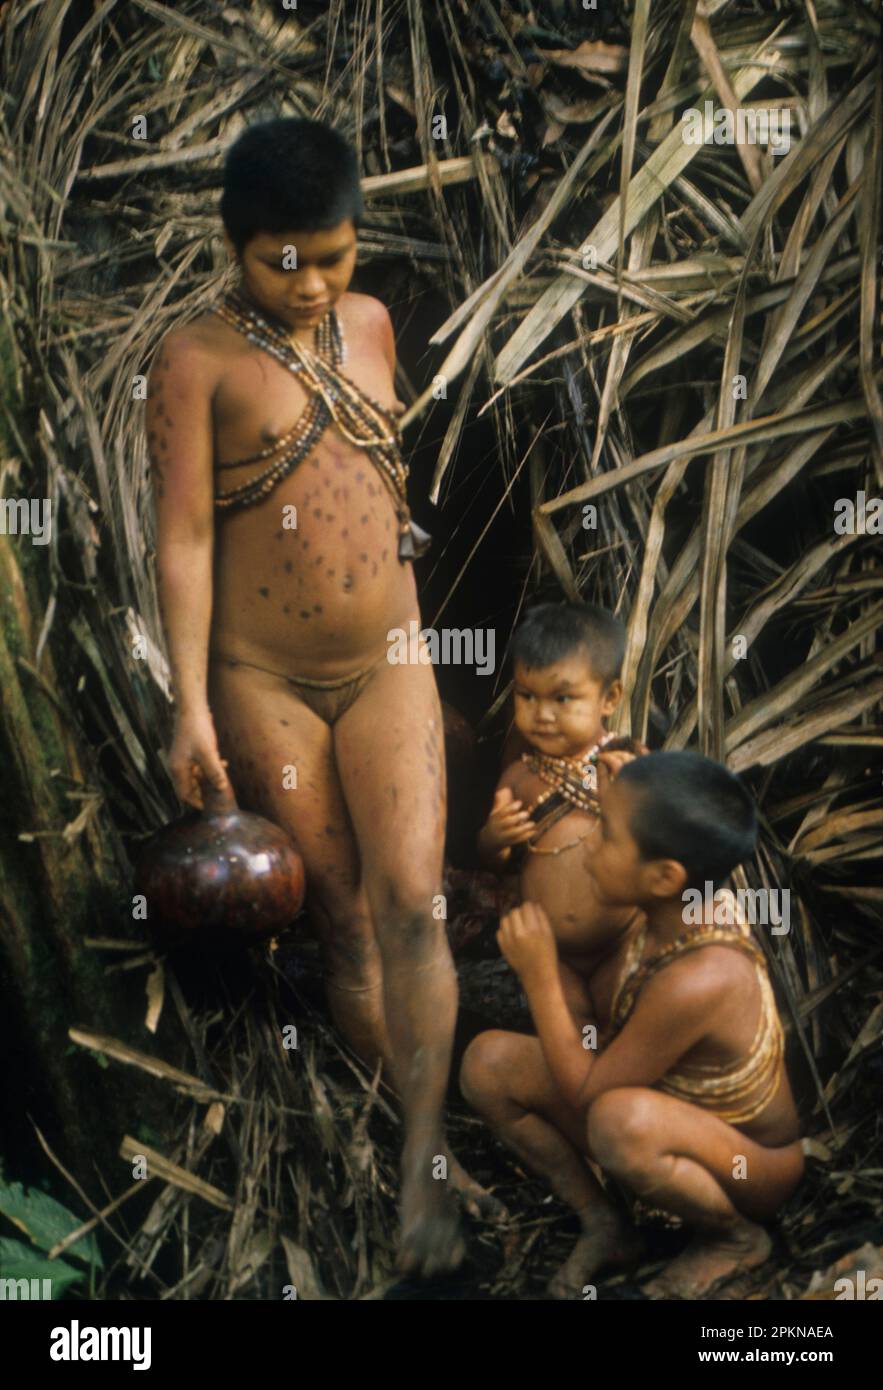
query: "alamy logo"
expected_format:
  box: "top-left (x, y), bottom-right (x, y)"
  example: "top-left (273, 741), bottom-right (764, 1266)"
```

top-left (681, 100), bottom-right (791, 155)
top-left (50, 1321), bottom-right (151, 1370)
top-left (682, 881), bottom-right (790, 934)
top-left (387, 620), bottom-right (495, 675)
top-left (0, 1276), bottom-right (52, 1299)
top-left (833, 491), bottom-right (882, 534)
top-left (0, 497), bottom-right (52, 544)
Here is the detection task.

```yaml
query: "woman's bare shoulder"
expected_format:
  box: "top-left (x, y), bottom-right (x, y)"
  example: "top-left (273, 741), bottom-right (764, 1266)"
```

top-left (150, 312), bottom-right (242, 384)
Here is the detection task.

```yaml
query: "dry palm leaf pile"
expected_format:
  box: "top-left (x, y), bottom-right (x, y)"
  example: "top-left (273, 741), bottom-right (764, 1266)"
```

top-left (0, 0), bottom-right (881, 1299)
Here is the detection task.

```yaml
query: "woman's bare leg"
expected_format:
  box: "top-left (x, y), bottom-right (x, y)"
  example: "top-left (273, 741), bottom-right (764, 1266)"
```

top-left (208, 661), bottom-right (392, 1068)
top-left (334, 656), bottom-right (463, 1275)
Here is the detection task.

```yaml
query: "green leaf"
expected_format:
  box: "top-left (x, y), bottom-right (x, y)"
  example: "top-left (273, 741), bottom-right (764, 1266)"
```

top-left (135, 1123), bottom-right (163, 1149)
top-left (0, 1181), bottom-right (103, 1270)
top-left (0, 1238), bottom-right (85, 1297)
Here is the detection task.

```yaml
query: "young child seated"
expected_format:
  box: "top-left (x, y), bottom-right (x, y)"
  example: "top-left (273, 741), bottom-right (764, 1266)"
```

top-left (462, 751), bottom-right (803, 1299)
top-left (477, 602), bottom-right (644, 1021)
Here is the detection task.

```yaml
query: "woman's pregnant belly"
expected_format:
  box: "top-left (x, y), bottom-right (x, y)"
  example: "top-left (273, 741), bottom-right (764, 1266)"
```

top-left (210, 436), bottom-right (418, 677)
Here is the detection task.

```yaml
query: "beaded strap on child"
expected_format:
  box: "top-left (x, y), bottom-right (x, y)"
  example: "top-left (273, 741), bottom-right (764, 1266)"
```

top-left (211, 290), bottom-right (430, 560)
top-left (609, 918), bottom-right (784, 1125)
top-left (611, 921), bottom-right (767, 1028)
top-left (516, 735), bottom-right (613, 856)
top-left (521, 733), bottom-right (614, 810)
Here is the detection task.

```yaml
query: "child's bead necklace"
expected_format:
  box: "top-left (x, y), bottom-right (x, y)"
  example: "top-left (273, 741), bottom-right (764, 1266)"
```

top-left (519, 734), bottom-right (613, 856)
top-left (522, 733), bottom-right (613, 809)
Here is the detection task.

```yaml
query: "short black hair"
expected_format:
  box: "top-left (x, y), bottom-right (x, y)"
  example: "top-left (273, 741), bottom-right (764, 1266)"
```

top-left (221, 118), bottom-right (363, 253)
top-left (510, 602), bottom-right (625, 688)
top-left (618, 751), bottom-right (757, 889)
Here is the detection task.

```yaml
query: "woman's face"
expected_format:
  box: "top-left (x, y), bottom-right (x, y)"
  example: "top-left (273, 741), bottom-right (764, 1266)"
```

top-left (231, 221), bottom-right (358, 332)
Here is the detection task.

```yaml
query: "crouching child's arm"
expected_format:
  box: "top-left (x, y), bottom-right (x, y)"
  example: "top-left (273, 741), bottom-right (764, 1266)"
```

top-left (498, 901), bottom-right (719, 1111)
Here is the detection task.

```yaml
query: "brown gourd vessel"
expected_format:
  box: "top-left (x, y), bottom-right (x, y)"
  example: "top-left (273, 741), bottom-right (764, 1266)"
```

top-left (134, 785), bottom-right (305, 945)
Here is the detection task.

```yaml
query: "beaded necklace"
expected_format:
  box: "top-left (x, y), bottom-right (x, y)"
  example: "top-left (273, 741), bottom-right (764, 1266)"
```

top-left (519, 733), bottom-right (613, 856)
top-left (211, 289), bottom-right (429, 559)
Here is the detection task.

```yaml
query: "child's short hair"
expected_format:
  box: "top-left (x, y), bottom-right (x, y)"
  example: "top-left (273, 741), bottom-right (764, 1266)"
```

top-left (221, 117), bottom-right (363, 253)
top-left (510, 602), bottom-right (625, 688)
top-left (619, 751), bottom-right (757, 889)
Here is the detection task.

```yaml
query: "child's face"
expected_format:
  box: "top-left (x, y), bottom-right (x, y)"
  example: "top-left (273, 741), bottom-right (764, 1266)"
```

top-left (229, 220), bottom-right (358, 330)
top-left (590, 780), bottom-right (651, 906)
top-left (513, 653), bottom-right (620, 758)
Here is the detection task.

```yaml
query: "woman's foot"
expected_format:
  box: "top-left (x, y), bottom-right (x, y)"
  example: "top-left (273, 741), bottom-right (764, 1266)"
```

top-left (547, 1215), bottom-right (644, 1299)
top-left (642, 1218), bottom-right (771, 1299)
top-left (397, 1139), bottom-right (466, 1278)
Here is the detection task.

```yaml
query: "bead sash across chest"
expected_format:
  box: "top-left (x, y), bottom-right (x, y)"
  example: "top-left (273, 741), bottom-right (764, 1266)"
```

top-left (210, 290), bottom-right (428, 559)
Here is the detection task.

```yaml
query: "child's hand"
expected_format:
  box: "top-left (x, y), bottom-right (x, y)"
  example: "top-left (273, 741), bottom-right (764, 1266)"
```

top-left (497, 901), bottom-right (558, 986)
top-left (596, 741), bottom-right (649, 797)
top-left (481, 787), bottom-right (536, 853)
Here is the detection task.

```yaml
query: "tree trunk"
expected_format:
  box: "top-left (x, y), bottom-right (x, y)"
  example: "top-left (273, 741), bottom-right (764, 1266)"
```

top-left (0, 531), bottom-right (170, 1191)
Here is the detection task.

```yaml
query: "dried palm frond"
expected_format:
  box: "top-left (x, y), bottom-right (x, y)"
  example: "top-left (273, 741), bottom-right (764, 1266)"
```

top-left (1, 0), bottom-right (881, 1299)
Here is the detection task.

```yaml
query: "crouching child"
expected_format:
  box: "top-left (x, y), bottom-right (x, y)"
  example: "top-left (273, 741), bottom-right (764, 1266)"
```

top-left (461, 751), bottom-right (803, 1298)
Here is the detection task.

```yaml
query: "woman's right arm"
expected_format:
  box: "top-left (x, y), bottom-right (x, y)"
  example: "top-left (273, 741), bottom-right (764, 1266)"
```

top-left (147, 330), bottom-right (233, 810)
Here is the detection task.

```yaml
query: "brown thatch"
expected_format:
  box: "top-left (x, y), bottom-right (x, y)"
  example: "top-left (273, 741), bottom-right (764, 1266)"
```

top-left (1, 0), bottom-right (881, 1299)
